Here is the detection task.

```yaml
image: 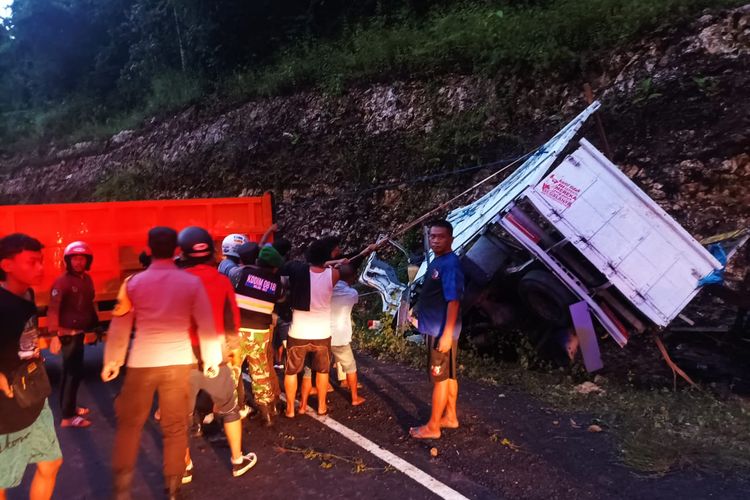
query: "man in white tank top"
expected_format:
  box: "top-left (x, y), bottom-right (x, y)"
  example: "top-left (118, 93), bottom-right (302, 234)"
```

top-left (284, 239), bottom-right (341, 417)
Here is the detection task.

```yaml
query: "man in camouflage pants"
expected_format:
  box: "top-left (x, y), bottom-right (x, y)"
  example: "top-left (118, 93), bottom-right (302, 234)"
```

top-left (241, 329), bottom-right (274, 411)
top-left (231, 246), bottom-right (284, 426)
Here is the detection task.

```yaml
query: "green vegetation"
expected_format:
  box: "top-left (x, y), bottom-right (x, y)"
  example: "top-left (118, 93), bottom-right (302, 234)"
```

top-left (240, 0), bottom-right (740, 96)
top-left (93, 161), bottom-right (161, 201)
top-left (0, 0), bottom-right (743, 150)
top-left (354, 320), bottom-right (750, 474)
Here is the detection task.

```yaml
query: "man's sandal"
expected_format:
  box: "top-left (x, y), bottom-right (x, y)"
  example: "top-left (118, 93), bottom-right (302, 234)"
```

top-left (61, 416), bottom-right (92, 428)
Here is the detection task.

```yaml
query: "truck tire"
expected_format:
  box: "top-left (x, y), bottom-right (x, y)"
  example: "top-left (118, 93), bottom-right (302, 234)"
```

top-left (518, 270), bottom-right (576, 327)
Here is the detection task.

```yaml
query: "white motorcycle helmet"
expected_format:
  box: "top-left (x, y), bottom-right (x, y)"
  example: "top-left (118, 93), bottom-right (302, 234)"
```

top-left (221, 233), bottom-right (249, 258)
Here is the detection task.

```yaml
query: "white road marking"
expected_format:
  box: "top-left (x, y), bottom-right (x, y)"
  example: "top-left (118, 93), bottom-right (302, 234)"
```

top-left (242, 373), bottom-right (470, 500)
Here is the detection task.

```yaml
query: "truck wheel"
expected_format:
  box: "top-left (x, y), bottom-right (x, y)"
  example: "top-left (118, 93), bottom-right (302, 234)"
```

top-left (518, 270), bottom-right (576, 327)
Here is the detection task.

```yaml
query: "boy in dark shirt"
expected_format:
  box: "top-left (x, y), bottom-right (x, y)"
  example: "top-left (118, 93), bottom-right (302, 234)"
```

top-left (0, 233), bottom-right (63, 498)
top-left (410, 220), bottom-right (464, 440)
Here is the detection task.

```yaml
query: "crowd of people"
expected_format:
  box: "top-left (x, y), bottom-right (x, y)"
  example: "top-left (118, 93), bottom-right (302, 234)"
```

top-left (0, 219), bottom-right (464, 500)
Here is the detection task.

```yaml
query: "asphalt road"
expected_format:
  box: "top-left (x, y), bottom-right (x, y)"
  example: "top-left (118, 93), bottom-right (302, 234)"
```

top-left (8, 344), bottom-right (749, 500)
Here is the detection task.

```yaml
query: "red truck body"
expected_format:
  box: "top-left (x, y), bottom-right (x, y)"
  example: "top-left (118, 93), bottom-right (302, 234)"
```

top-left (0, 194), bottom-right (274, 337)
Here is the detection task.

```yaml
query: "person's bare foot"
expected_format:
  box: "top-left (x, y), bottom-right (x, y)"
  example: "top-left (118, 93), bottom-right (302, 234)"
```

top-left (409, 425), bottom-right (440, 439)
top-left (285, 403), bottom-right (295, 418)
top-left (439, 416), bottom-right (459, 429)
top-left (351, 395), bottom-right (366, 406)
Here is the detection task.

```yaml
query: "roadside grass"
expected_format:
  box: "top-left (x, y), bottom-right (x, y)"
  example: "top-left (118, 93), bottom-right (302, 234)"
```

top-left (353, 319), bottom-right (750, 474)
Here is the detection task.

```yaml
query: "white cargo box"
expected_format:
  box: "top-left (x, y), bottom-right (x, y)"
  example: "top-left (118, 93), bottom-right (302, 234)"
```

top-left (525, 139), bottom-right (722, 327)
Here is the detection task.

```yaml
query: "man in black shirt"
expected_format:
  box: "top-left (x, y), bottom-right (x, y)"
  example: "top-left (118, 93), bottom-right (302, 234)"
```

top-left (0, 233), bottom-right (62, 499)
top-left (232, 246), bottom-right (285, 426)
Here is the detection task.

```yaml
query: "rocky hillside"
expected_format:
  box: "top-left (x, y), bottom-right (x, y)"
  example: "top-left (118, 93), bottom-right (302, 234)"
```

top-left (1, 5), bottom-right (748, 265)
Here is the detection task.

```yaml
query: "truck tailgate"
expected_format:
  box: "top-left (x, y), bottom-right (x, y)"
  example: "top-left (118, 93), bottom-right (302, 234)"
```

top-left (525, 139), bottom-right (721, 327)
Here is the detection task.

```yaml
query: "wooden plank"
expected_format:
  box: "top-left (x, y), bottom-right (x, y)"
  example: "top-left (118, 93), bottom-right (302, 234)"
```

top-left (569, 301), bottom-right (604, 372)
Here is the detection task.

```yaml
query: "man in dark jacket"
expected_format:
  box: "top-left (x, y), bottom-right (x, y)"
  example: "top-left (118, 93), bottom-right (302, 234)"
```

top-left (48, 241), bottom-right (98, 428)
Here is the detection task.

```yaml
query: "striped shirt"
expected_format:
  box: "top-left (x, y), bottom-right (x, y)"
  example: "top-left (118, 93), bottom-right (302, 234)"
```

top-left (231, 265), bottom-right (282, 330)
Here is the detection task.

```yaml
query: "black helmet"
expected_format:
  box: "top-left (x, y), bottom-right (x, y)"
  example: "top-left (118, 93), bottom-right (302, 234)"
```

top-left (178, 226), bottom-right (215, 262)
top-left (237, 241), bottom-right (260, 265)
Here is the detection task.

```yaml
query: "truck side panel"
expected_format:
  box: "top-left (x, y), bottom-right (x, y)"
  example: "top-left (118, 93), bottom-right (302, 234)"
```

top-left (526, 139), bottom-right (720, 327)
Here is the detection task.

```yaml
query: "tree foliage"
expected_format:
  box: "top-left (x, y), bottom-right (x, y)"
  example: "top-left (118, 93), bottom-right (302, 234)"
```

top-left (0, 0), bottom-right (740, 148)
top-left (0, 1), bottom-right (445, 113)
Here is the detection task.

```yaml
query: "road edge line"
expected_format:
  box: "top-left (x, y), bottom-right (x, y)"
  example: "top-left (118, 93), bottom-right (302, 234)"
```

top-left (242, 373), bottom-right (470, 500)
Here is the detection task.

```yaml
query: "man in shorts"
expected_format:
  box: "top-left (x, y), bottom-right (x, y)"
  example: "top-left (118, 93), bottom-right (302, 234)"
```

top-left (330, 264), bottom-right (365, 406)
top-left (0, 233), bottom-right (63, 499)
top-left (284, 239), bottom-right (340, 417)
top-left (409, 220), bottom-right (464, 440)
top-left (178, 226), bottom-right (257, 482)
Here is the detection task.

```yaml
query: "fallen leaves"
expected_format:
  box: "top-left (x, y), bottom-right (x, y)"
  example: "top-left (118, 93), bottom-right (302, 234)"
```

top-left (430, 447), bottom-right (439, 457)
top-left (490, 433), bottom-right (521, 451)
top-left (574, 382), bottom-right (606, 395)
top-left (276, 444), bottom-right (390, 474)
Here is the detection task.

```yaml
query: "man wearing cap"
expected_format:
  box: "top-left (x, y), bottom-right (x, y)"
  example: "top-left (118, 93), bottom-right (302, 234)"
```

top-left (177, 226), bottom-right (257, 483)
top-left (230, 245), bottom-right (284, 426)
top-left (48, 241), bottom-right (98, 428)
top-left (102, 227), bottom-right (223, 500)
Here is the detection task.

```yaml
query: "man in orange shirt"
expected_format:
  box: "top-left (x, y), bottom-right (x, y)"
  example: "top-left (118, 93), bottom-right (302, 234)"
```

top-left (178, 227), bottom-right (257, 482)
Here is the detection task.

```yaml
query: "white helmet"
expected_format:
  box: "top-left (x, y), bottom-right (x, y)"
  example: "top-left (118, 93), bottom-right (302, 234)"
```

top-left (221, 233), bottom-right (249, 258)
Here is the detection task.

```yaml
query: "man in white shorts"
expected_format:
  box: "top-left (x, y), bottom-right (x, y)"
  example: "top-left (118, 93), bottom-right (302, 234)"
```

top-left (330, 264), bottom-right (365, 406)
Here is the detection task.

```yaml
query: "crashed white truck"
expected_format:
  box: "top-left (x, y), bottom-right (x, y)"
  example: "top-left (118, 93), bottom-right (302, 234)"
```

top-left (360, 101), bottom-right (744, 372)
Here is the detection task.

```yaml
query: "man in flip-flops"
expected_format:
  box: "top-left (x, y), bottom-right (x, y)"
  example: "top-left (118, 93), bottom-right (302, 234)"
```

top-left (410, 220), bottom-right (464, 440)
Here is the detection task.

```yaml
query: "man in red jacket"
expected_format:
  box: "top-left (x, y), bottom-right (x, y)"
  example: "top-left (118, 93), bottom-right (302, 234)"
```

top-left (178, 227), bottom-right (257, 483)
top-left (48, 241), bottom-right (98, 428)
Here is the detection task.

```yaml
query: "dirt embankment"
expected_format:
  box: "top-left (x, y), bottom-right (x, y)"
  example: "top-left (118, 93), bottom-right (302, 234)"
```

top-left (1, 6), bottom-right (748, 259)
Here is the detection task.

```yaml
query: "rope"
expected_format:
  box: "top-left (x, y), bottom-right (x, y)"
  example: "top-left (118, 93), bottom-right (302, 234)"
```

top-left (389, 150), bottom-right (534, 239)
top-left (355, 153), bottom-right (528, 195)
top-left (653, 334), bottom-right (700, 391)
top-left (347, 149), bottom-right (536, 260)
top-left (276, 152), bottom-right (530, 211)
